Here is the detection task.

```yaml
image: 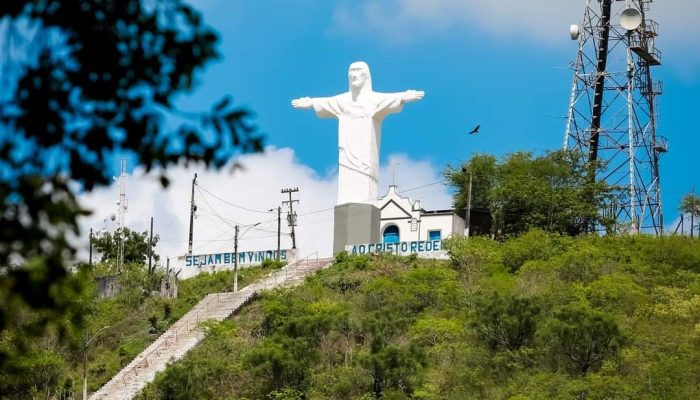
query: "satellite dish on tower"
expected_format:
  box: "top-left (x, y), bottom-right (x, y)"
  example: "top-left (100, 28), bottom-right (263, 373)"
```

top-left (570, 24), bottom-right (581, 40)
top-left (620, 8), bottom-right (642, 31)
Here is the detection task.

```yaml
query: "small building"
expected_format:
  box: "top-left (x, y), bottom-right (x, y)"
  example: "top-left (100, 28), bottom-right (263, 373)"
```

top-left (373, 185), bottom-right (466, 243)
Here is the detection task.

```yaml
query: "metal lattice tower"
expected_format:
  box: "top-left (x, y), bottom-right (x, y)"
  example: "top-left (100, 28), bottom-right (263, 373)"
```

top-left (116, 158), bottom-right (128, 271)
top-left (564, 0), bottom-right (666, 234)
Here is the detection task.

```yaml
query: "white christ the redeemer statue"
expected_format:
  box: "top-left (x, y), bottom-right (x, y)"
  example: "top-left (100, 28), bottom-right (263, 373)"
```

top-left (292, 61), bottom-right (424, 205)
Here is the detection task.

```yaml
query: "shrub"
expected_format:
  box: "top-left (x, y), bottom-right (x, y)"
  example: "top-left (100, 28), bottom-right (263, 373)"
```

top-left (538, 304), bottom-right (626, 375)
top-left (473, 292), bottom-right (540, 351)
top-left (501, 229), bottom-right (569, 273)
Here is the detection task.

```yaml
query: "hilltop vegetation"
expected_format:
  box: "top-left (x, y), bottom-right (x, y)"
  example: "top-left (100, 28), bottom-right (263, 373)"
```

top-left (137, 231), bottom-right (700, 400)
top-left (0, 262), bottom-right (274, 399)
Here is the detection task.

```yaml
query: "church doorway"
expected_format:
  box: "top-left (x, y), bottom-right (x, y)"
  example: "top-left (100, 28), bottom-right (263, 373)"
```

top-left (383, 225), bottom-right (400, 243)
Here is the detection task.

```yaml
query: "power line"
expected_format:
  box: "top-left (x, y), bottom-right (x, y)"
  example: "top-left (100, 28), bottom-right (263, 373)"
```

top-left (196, 186), bottom-right (244, 229)
top-left (401, 179), bottom-right (448, 193)
top-left (197, 184), bottom-right (272, 214)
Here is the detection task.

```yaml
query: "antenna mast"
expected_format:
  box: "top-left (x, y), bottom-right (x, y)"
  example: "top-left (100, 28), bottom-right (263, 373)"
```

top-left (564, 0), bottom-right (666, 234)
top-left (116, 157), bottom-right (128, 271)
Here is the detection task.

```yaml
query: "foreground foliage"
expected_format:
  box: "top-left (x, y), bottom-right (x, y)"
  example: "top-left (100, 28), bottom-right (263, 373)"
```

top-left (138, 231), bottom-right (700, 400)
top-left (0, 0), bottom-right (263, 359)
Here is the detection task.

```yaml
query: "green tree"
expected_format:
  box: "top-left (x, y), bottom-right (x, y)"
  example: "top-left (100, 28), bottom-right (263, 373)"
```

top-left (679, 192), bottom-right (700, 237)
top-left (245, 336), bottom-right (311, 393)
top-left (359, 328), bottom-right (424, 399)
top-left (538, 304), bottom-right (626, 375)
top-left (445, 150), bottom-right (614, 237)
top-left (473, 292), bottom-right (540, 351)
top-left (93, 227), bottom-right (160, 266)
top-left (0, 0), bottom-right (263, 354)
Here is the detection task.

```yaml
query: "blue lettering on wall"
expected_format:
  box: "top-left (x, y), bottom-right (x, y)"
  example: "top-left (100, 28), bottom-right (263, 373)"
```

top-left (185, 249), bottom-right (291, 268)
top-left (343, 240), bottom-right (446, 257)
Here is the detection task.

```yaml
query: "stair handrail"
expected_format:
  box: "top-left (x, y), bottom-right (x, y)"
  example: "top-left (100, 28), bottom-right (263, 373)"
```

top-left (90, 258), bottom-right (334, 397)
top-left (114, 293), bottom-right (221, 385)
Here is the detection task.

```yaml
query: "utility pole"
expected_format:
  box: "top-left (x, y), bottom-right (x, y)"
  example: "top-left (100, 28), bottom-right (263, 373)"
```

top-left (461, 168), bottom-right (473, 238)
top-left (233, 222), bottom-right (260, 292)
top-left (234, 224), bottom-right (239, 291)
top-left (282, 188), bottom-right (299, 249)
top-left (188, 173), bottom-right (197, 255)
top-left (89, 228), bottom-right (93, 268)
top-left (276, 207), bottom-right (281, 259)
top-left (269, 207), bottom-right (281, 260)
top-left (83, 334), bottom-right (88, 400)
top-left (466, 171), bottom-right (473, 238)
top-left (148, 217), bottom-right (154, 275)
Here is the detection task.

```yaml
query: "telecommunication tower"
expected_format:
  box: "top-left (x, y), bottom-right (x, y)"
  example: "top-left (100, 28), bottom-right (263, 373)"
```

top-left (564, 0), bottom-right (667, 234)
top-left (116, 157), bottom-right (128, 271)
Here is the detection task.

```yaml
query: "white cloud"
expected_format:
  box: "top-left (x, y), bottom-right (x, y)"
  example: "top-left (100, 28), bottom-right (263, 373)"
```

top-left (333, 0), bottom-right (700, 54)
top-left (77, 147), bottom-right (452, 263)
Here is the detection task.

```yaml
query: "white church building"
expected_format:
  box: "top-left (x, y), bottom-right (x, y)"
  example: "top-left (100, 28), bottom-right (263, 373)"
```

top-left (374, 185), bottom-right (466, 244)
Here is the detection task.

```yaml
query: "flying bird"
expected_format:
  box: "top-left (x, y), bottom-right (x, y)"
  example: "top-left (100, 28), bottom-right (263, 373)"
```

top-left (467, 125), bottom-right (480, 135)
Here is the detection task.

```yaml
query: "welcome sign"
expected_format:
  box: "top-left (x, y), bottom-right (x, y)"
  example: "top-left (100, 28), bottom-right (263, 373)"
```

top-left (176, 249), bottom-right (297, 279)
top-left (184, 249), bottom-right (289, 267)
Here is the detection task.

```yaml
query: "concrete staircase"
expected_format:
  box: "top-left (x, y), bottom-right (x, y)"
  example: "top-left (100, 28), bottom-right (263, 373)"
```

top-left (88, 256), bottom-right (334, 400)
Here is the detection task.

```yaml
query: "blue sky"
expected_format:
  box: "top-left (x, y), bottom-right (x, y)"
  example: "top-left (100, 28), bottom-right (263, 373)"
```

top-left (82, 0), bottom-right (700, 259)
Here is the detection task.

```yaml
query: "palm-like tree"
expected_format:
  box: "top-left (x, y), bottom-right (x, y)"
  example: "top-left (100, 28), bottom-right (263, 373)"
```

top-left (679, 193), bottom-right (700, 237)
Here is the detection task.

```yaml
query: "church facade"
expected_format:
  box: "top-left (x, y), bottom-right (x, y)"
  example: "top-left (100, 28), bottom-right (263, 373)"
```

top-left (373, 185), bottom-right (466, 244)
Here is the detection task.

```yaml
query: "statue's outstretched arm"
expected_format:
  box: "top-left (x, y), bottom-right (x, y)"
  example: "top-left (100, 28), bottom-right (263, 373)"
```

top-left (402, 90), bottom-right (425, 103)
top-left (291, 97), bottom-right (313, 109)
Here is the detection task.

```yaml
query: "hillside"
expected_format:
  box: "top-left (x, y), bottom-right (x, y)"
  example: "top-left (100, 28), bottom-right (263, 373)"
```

top-left (0, 263), bottom-right (272, 399)
top-left (136, 231), bottom-right (700, 400)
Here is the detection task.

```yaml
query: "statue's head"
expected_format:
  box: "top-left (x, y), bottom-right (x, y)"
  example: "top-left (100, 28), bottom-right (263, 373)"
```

top-left (348, 61), bottom-right (372, 91)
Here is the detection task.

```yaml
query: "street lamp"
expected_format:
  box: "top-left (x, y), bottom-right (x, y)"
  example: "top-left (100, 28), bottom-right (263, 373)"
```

top-left (268, 207), bottom-right (281, 261)
top-left (83, 325), bottom-right (110, 399)
top-left (234, 222), bottom-right (261, 292)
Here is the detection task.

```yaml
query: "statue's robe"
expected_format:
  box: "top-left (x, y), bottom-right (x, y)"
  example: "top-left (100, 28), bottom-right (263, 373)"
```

top-left (312, 92), bottom-right (405, 204)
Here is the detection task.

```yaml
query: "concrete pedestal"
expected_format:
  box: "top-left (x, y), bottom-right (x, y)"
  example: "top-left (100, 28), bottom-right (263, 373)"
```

top-left (333, 203), bottom-right (381, 254)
